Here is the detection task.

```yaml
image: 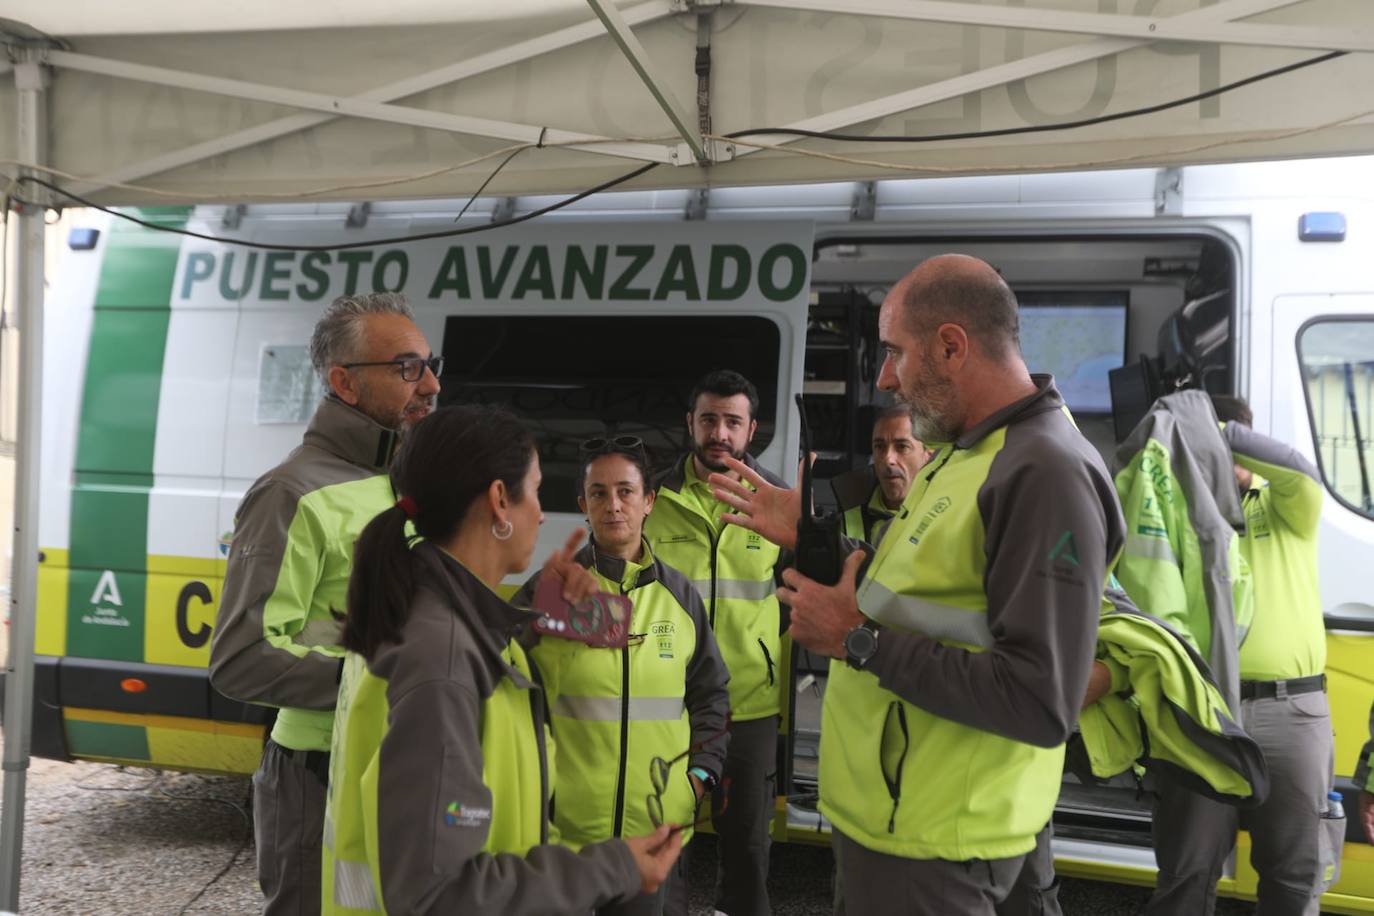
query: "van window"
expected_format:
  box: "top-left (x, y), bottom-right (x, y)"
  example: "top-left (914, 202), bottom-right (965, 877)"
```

top-left (438, 315), bottom-right (782, 513)
top-left (1298, 319), bottom-right (1374, 518)
top-left (257, 345), bottom-right (324, 424)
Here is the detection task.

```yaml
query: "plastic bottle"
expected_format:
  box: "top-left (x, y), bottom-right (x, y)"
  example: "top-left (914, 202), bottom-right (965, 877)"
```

top-left (1324, 791), bottom-right (1346, 820)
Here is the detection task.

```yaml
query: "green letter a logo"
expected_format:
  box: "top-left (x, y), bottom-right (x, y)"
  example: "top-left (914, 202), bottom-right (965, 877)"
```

top-left (1048, 530), bottom-right (1080, 567)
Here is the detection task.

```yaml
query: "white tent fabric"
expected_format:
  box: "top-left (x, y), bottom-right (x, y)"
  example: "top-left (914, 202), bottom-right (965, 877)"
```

top-left (3, 0), bottom-right (1374, 206)
top-left (1, 0), bottom-right (1374, 907)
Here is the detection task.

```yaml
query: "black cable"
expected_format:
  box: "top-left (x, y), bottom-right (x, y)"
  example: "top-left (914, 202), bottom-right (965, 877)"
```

top-left (453, 141), bottom-right (534, 223)
top-left (726, 50), bottom-right (1346, 145)
top-left (170, 777), bottom-right (254, 916)
top-left (6, 160), bottom-right (660, 253)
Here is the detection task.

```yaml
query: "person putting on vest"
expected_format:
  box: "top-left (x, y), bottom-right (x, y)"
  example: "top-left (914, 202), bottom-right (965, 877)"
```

top-left (709, 255), bottom-right (1126, 916)
top-left (831, 404), bottom-right (932, 546)
top-left (515, 438), bottom-right (732, 916)
top-left (643, 370), bottom-right (789, 916)
top-left (321, 405), bottom-right (681, 915)
top-left (210, 292), bottom-right (440, 916)
top-left (1140, 394), bottom-right (1335, 916)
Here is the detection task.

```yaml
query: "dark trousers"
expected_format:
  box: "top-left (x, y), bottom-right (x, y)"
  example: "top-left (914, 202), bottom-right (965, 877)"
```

top-left (254, 739), bottom-right (328, 916)
top-left (712, 715), bottom-right (778, 916)
top-left (997, 824), bottom-right (1063, 916)
top-left (1145, 689), bottom-right (1335, 916)
top-left (833, 828), bottom-right (1025, 916)
top-left (599, 849), bottom-right (687, 916)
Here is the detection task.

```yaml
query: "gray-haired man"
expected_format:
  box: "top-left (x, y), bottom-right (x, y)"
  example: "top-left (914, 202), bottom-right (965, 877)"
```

top-left (210, 293), bottom-right (440, 915)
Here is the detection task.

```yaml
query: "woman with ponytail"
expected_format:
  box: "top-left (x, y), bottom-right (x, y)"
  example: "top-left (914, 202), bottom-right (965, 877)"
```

top-left (321, 405), bottom-right (681, 916)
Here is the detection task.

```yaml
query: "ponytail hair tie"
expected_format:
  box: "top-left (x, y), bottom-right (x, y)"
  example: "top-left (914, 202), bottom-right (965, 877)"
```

top-left (396, 496), bottom-right (418, 519)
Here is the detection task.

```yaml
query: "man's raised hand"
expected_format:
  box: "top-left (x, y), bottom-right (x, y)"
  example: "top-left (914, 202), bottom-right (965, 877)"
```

top-left (708, 456), bottom-right (805, 550)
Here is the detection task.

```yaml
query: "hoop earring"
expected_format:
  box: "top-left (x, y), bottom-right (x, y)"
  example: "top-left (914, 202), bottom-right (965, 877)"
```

top-left (492, 519), bottom-right (514, 541)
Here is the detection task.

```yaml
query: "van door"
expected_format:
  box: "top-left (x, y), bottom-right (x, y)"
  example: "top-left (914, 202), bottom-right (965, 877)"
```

top-left (1268, 295), bottom-right (1374, 888)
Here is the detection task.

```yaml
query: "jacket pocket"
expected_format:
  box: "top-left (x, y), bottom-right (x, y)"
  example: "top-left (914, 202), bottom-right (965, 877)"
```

top-left (757, 638), bottom-right (775, 687)
top-left (879, 701), bottom-right (910, 833)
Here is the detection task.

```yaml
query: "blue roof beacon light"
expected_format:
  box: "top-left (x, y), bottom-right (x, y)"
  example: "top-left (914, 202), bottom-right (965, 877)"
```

top-left (1298, 212), bottom-right (1346, 242)
top-left (67, 227), bottom-right (101, 250)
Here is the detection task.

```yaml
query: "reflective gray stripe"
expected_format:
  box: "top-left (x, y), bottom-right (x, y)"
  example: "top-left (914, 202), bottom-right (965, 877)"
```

top-left (293, 616), bottom-right (343, 647)
top-left (553, 695), bottom-right (686, 722)
top-left (858, 579), bottom-right (993, 648)
top-left (334, 858), bottom-right (382, 912)
top-left (691, 578), bottom-right (774, 601)
top-left (1124, 532), bottom-right (1178, 566)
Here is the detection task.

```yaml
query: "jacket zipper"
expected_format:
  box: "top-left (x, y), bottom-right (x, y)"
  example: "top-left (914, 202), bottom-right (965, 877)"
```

top-left (611, 582), bottom-right (632, 838)
top-left (706, 522), bottom-right (720, 628)
top-left (883, 701), bottom-right (910, 834)
top-left (757, 637), bottom-right (775, 687)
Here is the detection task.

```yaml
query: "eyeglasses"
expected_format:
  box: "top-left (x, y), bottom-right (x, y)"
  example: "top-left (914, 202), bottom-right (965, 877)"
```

top-left (646, 722), bottom-right (730, 831)
top-left (580, 435), bottom-right (645, 455)
top-left (340, 355), bottom-right (444, 383)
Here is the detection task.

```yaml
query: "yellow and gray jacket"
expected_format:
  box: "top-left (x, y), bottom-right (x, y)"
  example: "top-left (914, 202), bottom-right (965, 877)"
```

top-left (321, 542), bottom-right (640, 915)
top-left (831, 466), bottom-right (898, 546)
top-left (210, 396), bottom-right (399, 752)
top-left (1113, 390), bottom-right (1252, 714)
top-left (515, 539), bottom-right (730, 848)
top-left (820, 376), bottom-right (1126, 861)
top-left (1357, 702), bottom-right (1374, 794)
top-left (1075, 587), bottom-right (1269, 806)
top-left (645, 453), bottom-right (788, 721)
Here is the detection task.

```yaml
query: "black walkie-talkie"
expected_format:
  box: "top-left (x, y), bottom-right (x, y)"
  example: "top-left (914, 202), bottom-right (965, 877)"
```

top-left (794, 394), bottom-right (846, 585)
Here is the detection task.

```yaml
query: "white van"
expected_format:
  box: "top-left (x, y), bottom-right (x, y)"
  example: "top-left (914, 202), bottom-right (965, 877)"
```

top-left (28, 156), bottom-right (1374, 910)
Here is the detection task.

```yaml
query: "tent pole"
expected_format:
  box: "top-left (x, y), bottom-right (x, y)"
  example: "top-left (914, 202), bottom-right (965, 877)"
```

top-left (0, 51), bottom-right (49, 913)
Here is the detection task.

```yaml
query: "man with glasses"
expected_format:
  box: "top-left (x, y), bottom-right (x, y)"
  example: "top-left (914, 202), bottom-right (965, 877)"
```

top-left (211, 292), bottom-right (440, 915)
top-left (643, 369), bottom-right (788, 916)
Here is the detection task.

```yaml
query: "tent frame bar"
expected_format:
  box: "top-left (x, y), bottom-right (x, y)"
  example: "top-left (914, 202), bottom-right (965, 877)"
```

top-left (586, 0), bottom-right (708, 162)
top-left (740, 0), bottom-right (1374, 53)
top-left (65, 0), bottom-right (680, 197)
top-left (45, 49), bottom-right (678, 166)
top-left (729, 0), bottom-right (1308, 159)
top-left (0, 52), bottom-right (47, 914)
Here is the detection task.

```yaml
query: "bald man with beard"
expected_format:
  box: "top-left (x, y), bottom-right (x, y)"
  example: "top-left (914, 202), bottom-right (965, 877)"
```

top-left (711, 255), bottom-right (1125, 915)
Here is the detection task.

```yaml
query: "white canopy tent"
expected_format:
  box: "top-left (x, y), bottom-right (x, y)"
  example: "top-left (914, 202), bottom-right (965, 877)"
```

top-left (2, 0), bottom-right (1374, 907)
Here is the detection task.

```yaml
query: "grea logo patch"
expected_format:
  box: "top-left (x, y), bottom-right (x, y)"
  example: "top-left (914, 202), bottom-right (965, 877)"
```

top-left (444, 802), bottom-right (492, 828)
top-left (651, 621), bottom-right (676, 659)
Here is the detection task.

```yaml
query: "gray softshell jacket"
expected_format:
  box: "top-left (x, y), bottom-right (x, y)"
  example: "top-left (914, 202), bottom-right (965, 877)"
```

top-left (366, 542), bottom-right (641, 914)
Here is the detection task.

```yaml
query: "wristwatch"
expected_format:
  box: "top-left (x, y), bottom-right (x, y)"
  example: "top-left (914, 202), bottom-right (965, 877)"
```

top-left (844, 621), bottom-right (881, 670)
top-left (688, 766), bottom-right (718, 791)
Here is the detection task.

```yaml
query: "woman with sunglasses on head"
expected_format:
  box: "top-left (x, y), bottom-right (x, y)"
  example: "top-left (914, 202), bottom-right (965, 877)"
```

top-left (321, 408), bottom-right (681, 916)
top-left (515, 437), bottom-right (732, 916)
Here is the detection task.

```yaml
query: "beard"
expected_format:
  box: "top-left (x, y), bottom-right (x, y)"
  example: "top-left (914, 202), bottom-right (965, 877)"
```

top-left (898, 361), bottom-right (962, 446)
top-left (692, 440), bottom-right (747, 473)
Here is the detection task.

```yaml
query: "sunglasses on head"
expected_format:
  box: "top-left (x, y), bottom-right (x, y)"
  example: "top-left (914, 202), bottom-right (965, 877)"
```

top-left (580, 435), bottom-right (646, 455)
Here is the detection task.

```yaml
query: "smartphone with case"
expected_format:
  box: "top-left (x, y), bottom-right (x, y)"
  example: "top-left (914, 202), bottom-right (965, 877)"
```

top-left (531, 574), bottom-right (633, 648)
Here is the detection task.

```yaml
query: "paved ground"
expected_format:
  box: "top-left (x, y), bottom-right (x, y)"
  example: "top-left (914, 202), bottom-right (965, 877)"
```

top-left (0, 754), bottom-right (1270, 914)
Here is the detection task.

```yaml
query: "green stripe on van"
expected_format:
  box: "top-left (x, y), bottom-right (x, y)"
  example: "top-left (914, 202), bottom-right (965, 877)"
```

top-left (66, 210), bottom-right (188, 662)
top-left (64, 719), bottom-right (151, 762)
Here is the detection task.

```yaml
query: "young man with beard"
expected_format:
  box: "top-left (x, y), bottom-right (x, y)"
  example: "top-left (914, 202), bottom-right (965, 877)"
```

top-left (709, 256), bottom-right (1125, 915)
top-left (831, 405), bottom-right (932, 546)
top-left (643, 370), bottom-right (788, 916)
top-left (210, 293), bottom-right (441, 915)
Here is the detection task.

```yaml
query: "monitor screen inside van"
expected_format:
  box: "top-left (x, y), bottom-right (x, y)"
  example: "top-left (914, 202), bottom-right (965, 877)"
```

top-left (1016, 292), bottom-right (1128, 415)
